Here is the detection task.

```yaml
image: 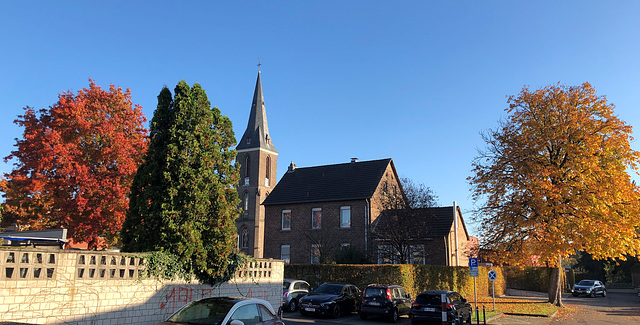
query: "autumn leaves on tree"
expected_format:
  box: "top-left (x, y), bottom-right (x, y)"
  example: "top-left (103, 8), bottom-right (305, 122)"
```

top-left (1, 81), bottom-right (148, 248)
top-left (470, 83), bottom-right (640, 306)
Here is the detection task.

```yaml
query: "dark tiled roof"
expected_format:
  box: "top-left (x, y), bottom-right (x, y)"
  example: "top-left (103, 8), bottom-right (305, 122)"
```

top-left (374, 206), bottom-right (459, 238)
top-left (262, 158), bottom-right (392, 205)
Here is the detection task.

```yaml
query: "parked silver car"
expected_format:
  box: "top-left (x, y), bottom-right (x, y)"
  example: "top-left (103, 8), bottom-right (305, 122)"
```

top-left (282, 279), bottom-right (311, 312)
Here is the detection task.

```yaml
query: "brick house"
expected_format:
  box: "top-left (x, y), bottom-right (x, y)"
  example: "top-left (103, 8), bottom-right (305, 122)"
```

top-left (372, 205), bottom-right (473, 266)
top-left (261, 158), bottom-right (403, 264)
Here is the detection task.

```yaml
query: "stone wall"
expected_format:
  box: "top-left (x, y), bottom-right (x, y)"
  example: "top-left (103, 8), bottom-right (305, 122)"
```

top-left (0, 247), bottom-right (283, 325)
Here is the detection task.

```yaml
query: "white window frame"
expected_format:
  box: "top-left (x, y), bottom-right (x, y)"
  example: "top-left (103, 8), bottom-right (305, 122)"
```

top-left (311, 208), bottom-right (322, 229)
top-left (340, 206), bottom-right (351, 228)
top-left (282, 210), bottom-right (291, 230)
top-left (281, 245), bottom-right (290, 264)
top-left (410, 244), bottom-right (425, 264)
top-left (311, 244), bottom-right (321, 264)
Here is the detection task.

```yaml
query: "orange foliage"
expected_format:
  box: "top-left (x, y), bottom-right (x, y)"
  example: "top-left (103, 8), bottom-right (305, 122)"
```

top-left (470, 83), bottom-right (640, 267)
top-left (1, 80), bottom-right (148, 248)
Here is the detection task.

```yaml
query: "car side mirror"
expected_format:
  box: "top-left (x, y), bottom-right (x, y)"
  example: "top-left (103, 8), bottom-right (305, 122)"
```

top-left (229, 320), bottom-right (245, 325)
top-left (462, 298), bottom-right (467, 303)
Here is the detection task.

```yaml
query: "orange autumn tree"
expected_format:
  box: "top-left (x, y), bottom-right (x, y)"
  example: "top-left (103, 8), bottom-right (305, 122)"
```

top-left (1, 81), bottom-right (148, 248)
top-left (470, 83), bottom-right (640, 307)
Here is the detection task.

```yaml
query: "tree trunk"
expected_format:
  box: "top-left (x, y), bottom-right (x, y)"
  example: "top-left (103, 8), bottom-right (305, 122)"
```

top-left (548, 259), bottom-right (564, 307)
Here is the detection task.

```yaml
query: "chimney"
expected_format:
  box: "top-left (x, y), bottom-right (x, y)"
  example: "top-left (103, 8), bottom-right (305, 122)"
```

top-left (351, 157), bottom-right (358, 163)
top-left (287, 161), bottom-right (297, 173)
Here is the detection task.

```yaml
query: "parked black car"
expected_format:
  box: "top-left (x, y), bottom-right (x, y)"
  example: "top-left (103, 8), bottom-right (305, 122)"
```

top-left (157, 296), bottom-right (284, 325)
top-left (359, 284), bottom-right (413, 323)
top-left (299, 283), bottom-right (361, 318)
top-left (572, 279), bottom-right (607, 297)
top-left (409, 290), bottom-right (472, 325)
top-left (282, 279), bottom-right (311, 312)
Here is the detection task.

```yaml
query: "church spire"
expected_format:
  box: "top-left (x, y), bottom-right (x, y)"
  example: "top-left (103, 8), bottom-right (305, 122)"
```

top-left (236, 71), bottom-right (277, 153)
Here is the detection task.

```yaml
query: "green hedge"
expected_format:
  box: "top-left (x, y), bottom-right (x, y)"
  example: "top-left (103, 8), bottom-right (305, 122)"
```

top-left (284, 264), bottom-right (515, 299)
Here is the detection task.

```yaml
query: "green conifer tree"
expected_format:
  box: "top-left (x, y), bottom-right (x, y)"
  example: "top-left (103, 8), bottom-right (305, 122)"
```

top-left (122, 81), bottom-right (240, 283)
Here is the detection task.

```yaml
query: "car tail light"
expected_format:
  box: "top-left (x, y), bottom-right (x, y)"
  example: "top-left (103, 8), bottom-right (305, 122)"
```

top-left (444, 303), bottom-right (454, 311)
top-left (386, 289), bottom-right (392, 300)
top-left (283, 292), bottom-right (289, 298)
top-left (411, 302), bottom-right (420, 308)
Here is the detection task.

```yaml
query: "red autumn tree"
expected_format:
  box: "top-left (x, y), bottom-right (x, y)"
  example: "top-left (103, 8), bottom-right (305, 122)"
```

top-left (1, 80), bottom-right (148, 248)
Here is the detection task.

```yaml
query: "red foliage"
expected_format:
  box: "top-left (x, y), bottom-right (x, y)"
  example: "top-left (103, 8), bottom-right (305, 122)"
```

top-left (1, 80), bottom-right (148, 248)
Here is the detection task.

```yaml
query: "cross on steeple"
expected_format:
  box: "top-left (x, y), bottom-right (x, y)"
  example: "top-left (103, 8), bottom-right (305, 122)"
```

top-left (257, 58), bottom-right (262, 70)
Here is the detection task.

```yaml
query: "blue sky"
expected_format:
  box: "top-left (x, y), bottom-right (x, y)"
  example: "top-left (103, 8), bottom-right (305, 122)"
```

top-left (2, 1), bottom-right (640, 236)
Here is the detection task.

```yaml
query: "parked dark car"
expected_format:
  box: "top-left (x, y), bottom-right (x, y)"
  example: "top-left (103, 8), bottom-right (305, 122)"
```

top-left (298, 283), bottom-right (361, 318)
top-left (409, 290), bottom-right (472, 325)
top-left (572, 279), bottom-right (607, 297)
top-left (282, 279), bottom-right (311, 312)
top-left (359, 284), bottom-right (413, 322)
top-left (157, 296), bottom-right (284, 325)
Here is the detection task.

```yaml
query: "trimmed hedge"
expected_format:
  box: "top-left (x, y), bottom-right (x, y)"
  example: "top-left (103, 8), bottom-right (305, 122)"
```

top-left (285, 264), bottom-right (512, 299)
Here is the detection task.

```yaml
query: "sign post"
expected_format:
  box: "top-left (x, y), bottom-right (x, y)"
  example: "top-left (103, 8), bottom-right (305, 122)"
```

top-left (488, 269), bottom-right (498, 310)
top-left (469, 258), bottom-right (479, 310)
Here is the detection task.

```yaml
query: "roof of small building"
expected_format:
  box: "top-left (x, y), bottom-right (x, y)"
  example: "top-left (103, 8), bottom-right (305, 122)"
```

top-left (262, 158), bottom-right (393, 205)
top-left (373, 206), bottom-right (469, 238)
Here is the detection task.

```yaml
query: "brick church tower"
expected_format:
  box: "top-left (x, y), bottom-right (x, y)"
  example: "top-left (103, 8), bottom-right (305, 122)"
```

top-left (235, 71), bottom-right (278, 258)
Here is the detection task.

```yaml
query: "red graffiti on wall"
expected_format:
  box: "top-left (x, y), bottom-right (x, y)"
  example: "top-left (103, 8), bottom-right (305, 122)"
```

top-left (159, 287), bottom-right (271, 313)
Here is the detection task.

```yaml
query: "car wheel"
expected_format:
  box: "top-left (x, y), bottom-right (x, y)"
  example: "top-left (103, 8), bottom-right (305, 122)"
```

top-left (288, 299), bottom-right (298, 312)
top-left (602, 290), bottom-right (607, 297)
top-left (466, 311), bottom-right (473, 324)
top-left (590, 291), bottom-right (596, 298)
top-left (332, 305), bottom-right (341, 319)
top-left (359, 312), bottom-right (368, 320)
top-left (388, 308), bottom-right (399, 323)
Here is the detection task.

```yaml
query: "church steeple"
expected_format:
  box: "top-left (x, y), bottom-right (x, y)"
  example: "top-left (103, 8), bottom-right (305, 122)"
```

top-left (235, 71), bottom-right (278, 258)
top-left (236, 71), bottom-right (277, 153)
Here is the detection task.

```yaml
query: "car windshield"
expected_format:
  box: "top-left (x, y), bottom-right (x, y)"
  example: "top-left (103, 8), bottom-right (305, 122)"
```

top-left (166, 299), bottom-right (235, 325)
top-left (364, 287), bottom-right (386, 298)
top-left (283, 281), bottom-right (291, 290)
top-left (577, 280), bottom-right (595, 286)
top-left (314, 284), bottom-right (343, 295)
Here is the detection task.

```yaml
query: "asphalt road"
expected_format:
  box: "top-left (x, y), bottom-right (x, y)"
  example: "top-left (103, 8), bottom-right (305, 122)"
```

top-left (282, 293), bottom-right (640, 325)
top-left (282, 310), bottom-right (412, 325)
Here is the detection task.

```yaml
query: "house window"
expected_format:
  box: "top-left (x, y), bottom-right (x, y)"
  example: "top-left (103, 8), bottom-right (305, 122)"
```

top-left (281, 245), bottom-right (290, 264)
top-left (244, 155), bottom-right (250, 186)
top-left (240, 229), bottom-right (249, 249)
top-left (410, 245), bottom-right (425, 264)
top-left (340, 206), bottom-right (351, 228)
top-left (265, 156), bottom-right (271, 187)
top-left (383, 181), bottom-right (388, 195)
top-left (312, 208), bottom-right (322, 229)
top-left (311, 245), bottom-right (321, 264)
top-left (377, 245), bottom-right (397, 264)
top-left (282, 210), bottom-right (291, 230)
top-left (340, 243), bottom-right (350, 250)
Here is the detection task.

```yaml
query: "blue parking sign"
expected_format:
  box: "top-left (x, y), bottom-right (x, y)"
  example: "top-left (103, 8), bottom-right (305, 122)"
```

top-left (469, 258), bottom-right (479, 277)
